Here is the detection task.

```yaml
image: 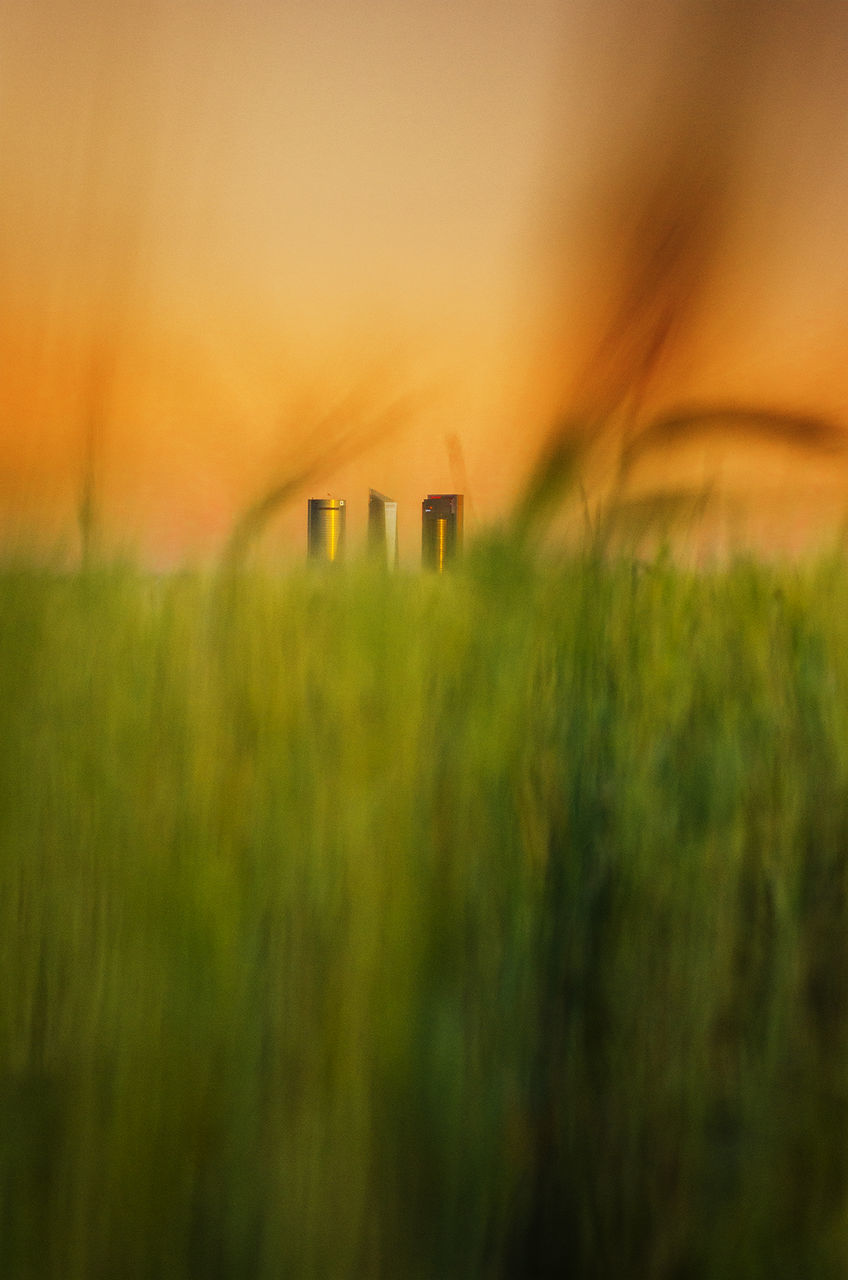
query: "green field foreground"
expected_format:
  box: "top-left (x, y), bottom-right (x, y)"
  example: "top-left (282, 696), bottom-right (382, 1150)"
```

top-left (3, 544), bottom-right (848, 1278)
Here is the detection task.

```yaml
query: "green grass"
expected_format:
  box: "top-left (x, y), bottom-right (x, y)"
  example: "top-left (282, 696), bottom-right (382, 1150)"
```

top-left (3, 542), bottom-right (848, 1277)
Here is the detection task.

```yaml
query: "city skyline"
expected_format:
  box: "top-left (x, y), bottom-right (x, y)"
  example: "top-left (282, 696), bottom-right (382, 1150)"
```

top-left (3, 0), bottom-right (848, 563)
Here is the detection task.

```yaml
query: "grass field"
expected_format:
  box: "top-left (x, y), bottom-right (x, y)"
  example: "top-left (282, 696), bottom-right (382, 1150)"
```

top-left (3, 537), bottom-right (848, 1277)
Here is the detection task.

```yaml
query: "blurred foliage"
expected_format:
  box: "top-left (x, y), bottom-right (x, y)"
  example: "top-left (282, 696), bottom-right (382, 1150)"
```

top-left (2, 546), bottom-right (848, 1277)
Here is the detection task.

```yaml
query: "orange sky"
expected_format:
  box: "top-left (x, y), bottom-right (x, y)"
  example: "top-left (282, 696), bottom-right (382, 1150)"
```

top-left (3, 0), bottom-right (848, 564)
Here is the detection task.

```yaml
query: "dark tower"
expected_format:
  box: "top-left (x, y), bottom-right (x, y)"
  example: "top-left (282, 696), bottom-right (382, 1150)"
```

top-left (307, 498), bottom-right (346, 562)
top-left (421, 494), bottom-right (463, 571)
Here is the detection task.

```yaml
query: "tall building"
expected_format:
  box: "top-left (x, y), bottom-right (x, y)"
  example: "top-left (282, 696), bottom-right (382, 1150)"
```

top-left (421, 494), bottom-right (463, 571)
top-left (368, 489), bottom-right (399, 569)
top-left (307, 498), bottom-right (346, 562)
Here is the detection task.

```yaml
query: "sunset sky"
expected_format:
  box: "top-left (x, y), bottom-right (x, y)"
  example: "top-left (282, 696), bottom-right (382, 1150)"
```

top-left (4, 0), bottom-right (848, 563)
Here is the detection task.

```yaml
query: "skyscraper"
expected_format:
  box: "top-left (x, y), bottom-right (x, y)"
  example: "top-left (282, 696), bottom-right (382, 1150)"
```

top-left (421, 494), bottom-right (463, 571)
top-left (307, 498), bottom-right (346, 562)
top-left (368, 489), bottom-right (399, 569)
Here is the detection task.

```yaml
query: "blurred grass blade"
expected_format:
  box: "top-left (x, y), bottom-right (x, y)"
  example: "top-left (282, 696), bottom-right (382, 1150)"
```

top-left (597, 484), bottom-right (713, 547)
top-left (511, 425), bottom-right (587, 541)
top-left (621, 403), bottom-right (848, 476)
